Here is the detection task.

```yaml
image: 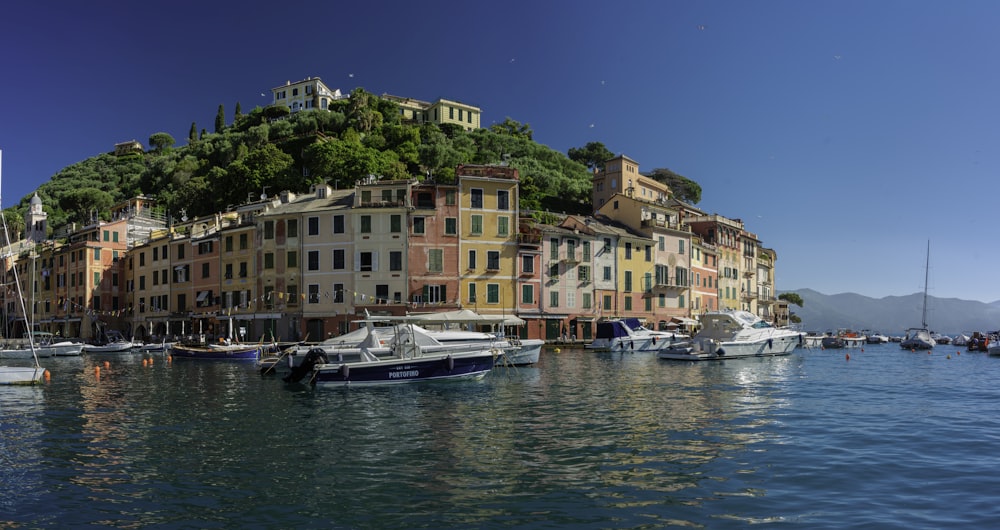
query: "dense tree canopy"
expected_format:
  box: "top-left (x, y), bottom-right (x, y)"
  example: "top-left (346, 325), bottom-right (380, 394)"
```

top-left (3, 89), bottom-right (702, 234)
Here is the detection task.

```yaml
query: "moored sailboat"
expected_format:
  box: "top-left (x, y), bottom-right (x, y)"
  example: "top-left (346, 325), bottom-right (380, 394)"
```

top-left (0, 150), bottom-right (46, 385)
top-left (901, 241), bottom-right (935, 351)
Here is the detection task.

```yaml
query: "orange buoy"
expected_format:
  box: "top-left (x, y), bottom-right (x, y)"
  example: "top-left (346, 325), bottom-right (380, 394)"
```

top-left (44, 369), bottom-right (50, 381)
top-left (846, 353), bottom-right (850, 361)
top-left (94, 366), bottom-right (101, 379)
top-left (104, 360), bottom-right (110, 368)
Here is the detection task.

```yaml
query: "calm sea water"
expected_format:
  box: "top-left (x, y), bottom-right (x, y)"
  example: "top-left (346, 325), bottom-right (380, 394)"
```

top-left (2, 343), bottom-right (999, 529)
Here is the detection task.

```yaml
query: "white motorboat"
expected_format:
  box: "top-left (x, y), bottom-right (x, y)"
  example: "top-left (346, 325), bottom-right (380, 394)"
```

top-left (83, 330), bottom-right (136, 355)
top-left (586, 317), bottom-right (687, 352)
top-left (658, 309), bottom-right (803, 361)
top-left (283, 318), bottom-right (499, 387)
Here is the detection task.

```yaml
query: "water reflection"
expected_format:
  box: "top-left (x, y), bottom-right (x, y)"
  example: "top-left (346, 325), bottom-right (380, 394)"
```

top-left (5, 348), bottom-right (807, 528)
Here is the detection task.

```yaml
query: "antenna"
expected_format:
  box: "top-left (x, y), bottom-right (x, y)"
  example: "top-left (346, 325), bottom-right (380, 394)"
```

top-left (260, 186), bottom-right (270, 200)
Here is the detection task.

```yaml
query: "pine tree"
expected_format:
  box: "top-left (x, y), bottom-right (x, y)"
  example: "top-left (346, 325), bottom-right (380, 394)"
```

top-left (189, 122), bottom-right (198, 142)
top-left (234, 101), bottom-right (242, 122)
top-left (215, 104), bottom-right (225, 133)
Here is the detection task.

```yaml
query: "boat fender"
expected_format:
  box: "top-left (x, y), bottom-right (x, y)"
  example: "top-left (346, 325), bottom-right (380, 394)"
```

top-left (446, 355), bottom-right (454, 371)
top-left (652, 336), bottom-right (656, 345)
top-left (341, 363), bottom-right (350, 380)
top-left (630, 341), bottom-right (635, 350)
top-left (767, 339), bottom-right (773, 350)
top-left (798, 334), bottom-right (804, 346)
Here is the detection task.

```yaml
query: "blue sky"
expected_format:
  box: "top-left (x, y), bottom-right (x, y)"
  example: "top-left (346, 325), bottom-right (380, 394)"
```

top-left (2, 1), bottom-right (999, 302)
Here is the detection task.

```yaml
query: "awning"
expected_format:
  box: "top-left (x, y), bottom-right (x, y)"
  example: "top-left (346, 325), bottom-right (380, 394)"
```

top-left (196, 291), bottom-right (209, 302)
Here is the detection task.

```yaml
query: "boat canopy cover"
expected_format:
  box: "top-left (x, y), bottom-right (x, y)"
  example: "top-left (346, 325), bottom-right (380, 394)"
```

top-left (595, 320), bottom-right (629, 340)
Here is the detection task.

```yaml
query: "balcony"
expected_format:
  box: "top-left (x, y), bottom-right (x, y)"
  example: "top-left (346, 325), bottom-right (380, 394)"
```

top-left (645, 277), bottom-right (689, 292)
top-left (517, 233), bottom-right (542, 247)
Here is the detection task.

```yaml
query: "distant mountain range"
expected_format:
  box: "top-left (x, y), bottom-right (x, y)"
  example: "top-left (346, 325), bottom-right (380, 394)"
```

top-left (780, 289), bottom-right (1000, 336)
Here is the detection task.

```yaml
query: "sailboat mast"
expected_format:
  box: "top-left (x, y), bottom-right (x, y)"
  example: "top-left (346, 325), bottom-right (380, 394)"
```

top-left (921, 240), bottom-right (930, 328)
top-left (0, 150), bottom-right (40, 365)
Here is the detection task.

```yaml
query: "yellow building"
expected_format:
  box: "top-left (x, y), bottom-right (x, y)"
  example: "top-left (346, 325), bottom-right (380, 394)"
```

top-left (382, 94), bottom-right (481, 131)
top-left (457, 165), bottom-right (519, 318)
top-left (127, 232), bottom-right (173, 340)
top-left (591, 154), bottom-right (671, 212)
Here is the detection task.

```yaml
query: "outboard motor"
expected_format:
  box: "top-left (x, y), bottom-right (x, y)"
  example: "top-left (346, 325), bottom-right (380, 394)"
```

top-left (283, 348), bottom-right (329, 383)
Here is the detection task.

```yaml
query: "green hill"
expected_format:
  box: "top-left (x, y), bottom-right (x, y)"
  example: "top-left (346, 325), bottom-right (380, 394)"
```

top-left (8, 88), bottom-right (600, 236)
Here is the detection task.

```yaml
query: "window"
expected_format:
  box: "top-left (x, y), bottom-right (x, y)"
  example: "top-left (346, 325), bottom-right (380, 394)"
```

top-left (382, 189), bottom-right (393, 202)
top-left (467, 250), bottom-right (477, 270)
top-left (624, 271), bottom-right (632, 292)
top-left (358, 251), bottom-right (376, 272)
top-left (287, 251), bottom-right (297, 268)
top-left (521, 255), bottom-right (534, 274)
top-left (550, 239), bottom-right (559, 260)
top-left (429, 249), bottom-right (443, 272)
top-left (389, 251), bottom-right (402, 271)
top-left (239, 234), bottom-right (248, 250)
top-left (308, 284), bottom-right (320, 304)
top-left (550, 291), bottom-right (559, 307)
top-left (468, 283), bottom-right (477, 303)
top-left (487, 251), bottom-right (500, 271)
top-left (582, 241), bottom-right (591, 262)
top-left (103, 230), bottom-right (109, 242)
top-left (625, 242), bottom-right (632, 259)
top-left (445, 218), bottom-right (457, 235)
top-left (579, 265), bottom-right (590, 282)
top-left (445, 190), bottom-right (456, 205)
top-left (202, 263), bottom-right (210, 278)
top-left (521, 284), bottom-right (533, 304)
top-left (225, 236), bottom-right (233, 252)
top-left (333, 283), bottom-right (345, 303)
top-left (360, 215), bottom-right (372, 233)
top-left (679, 240), bottom-right (685, 254)
top-left (471, 215), bottom-right (483, 235)
top-left (497, 216), bottom-right (509, 236)
top-left (287, 285), bottom-right (299, 306)
top-left (308, 217), bottom-right (319, 236)
top-left (153, 247), bottom-right (159, 261)
top-left (390, 215), bottom-right (402, 233)
top-left (308, 251), bottom-right (320, 271)
top-left (624, 296), bottom-right (633, 311)
top-left (422, 285), bottom-right (446, 303)
top-left (287, 219), bottom-right (298, 238)
top-left (333, 215), bottom-right (345, 234)
top-left (264, 220), bottom-right (274, 240)
top-left (497, 190), bottom-right (510, 210)
top-left (487, 284), bottom-right (499, 304)
top-left (603, 238), bottom-right (612, 254)
top-left (198, 241), bottom-right (213, 255)
top-left (645, 245), bottom-right (652, 262)
top-left (264, 253), bottom-right (274, 269)
top-left (549, 263), bottom-right (559, 279)
top-left (94, 248), bottom-right (101, 261)
top-left (603, 294), bottom-right (612, 311)
top-left (333, 249), bottom-right (345, 270)
top-left (413, 217), bottom-right (425, 235)
top-left (225, 263), bottom-right (233, 279)
top-left (583, 293), bottom-right (592, 309)
top-left (361, 190), bottom-right (372, 203)
top-left (239, 262), bottom-right (247, 278)
top-left (470, 189), bottom-right (484, 208)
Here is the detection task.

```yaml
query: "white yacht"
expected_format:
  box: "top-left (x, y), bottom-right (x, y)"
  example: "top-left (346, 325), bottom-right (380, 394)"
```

top-left (658, 310), bottom-right (803, 361)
